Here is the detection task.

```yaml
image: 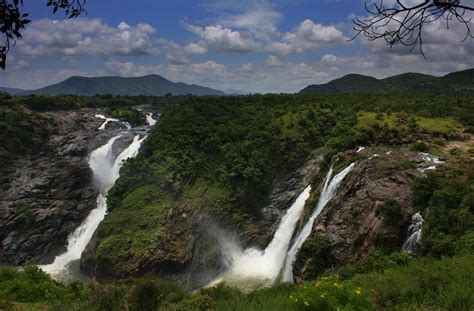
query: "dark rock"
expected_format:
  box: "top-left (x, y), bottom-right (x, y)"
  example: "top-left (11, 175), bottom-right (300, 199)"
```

top-left (0, 109), bottom-right (108, 265)
top-left (292, 146), bottom-right (427, 281)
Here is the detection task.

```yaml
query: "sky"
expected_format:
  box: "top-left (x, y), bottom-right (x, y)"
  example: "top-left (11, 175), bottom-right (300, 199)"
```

top-left (1, 0), bottom-right (473, 93)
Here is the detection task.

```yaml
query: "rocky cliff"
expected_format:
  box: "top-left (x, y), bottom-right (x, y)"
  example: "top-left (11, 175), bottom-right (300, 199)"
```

top-left (80, 151), bottom-right (324, 289)
top-left (0, 109), bottom-right (123, 265)
top-left (292, 146), bottom-right (440, 281)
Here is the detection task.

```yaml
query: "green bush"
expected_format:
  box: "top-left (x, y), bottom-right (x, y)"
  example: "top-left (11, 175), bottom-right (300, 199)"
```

top-left (291, 275), bottom-right (374, 310)
top-left (376, 199), bottom-right (402, 225)
top-left (411, 140), bottom-right (428, 152)
top-left (353, 255), bottom-right (474, 310)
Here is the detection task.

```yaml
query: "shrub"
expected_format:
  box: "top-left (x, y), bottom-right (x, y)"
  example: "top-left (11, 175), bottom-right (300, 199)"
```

top-left (291, 275), bottom-right (374, 310)
top-left (411, 140), bottom-right (428, 152)
top-left (303, 234), bottom-right (335, 280)
top-left (352, 255), bottom-right (474, 310)
top-left (376, 199), bottom-right (402, 225)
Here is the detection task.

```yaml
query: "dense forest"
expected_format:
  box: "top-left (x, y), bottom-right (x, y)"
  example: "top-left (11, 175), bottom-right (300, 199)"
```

top-left (0, 91), bottom-right (473, 310)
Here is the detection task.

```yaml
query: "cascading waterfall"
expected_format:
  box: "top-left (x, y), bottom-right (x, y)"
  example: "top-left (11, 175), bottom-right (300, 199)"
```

top-left (211, 185), bottom-right (312, 289)
top-left (402, 212), bottom-right (424, 254)
top-left (95, 114), bottom-right (131, 130)
top-left (146, 113), bottom-right (157, 126)
top-left (40, 128), bottom-right (147, 281)
top-left (282, 163), bottom-right (355, 282)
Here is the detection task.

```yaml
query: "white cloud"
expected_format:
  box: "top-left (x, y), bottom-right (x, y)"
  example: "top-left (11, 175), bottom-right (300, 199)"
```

top-left (266, 55), bottom-right (283, 66)
top-left (18, 18), bottom-right (159, 57)
top-left (184, 43), bottom-right (207, 54)
top-left (185, 24), bottom-right (260, 52)
top-left (269, 19), bottom-right (347, 55)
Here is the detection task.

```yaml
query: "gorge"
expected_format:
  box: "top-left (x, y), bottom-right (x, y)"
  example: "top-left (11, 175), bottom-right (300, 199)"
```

top-left (0, 91), bottom-right (473, 310)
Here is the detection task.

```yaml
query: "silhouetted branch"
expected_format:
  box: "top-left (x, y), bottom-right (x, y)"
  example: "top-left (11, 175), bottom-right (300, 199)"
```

top-left (352, 0), bottom-right (473, 57)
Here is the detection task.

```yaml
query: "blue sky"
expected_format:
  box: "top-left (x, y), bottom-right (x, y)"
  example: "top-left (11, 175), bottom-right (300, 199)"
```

top-left (1, 0), bottom-right (473, 93)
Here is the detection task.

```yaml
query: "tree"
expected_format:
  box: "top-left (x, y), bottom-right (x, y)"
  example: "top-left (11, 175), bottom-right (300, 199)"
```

top-left (353, 0), bottom-right (474, 57)
top-left (0, 0), bottom-right (85, 69)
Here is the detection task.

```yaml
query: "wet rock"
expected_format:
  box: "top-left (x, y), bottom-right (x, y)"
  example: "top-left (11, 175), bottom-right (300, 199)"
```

top-left (292, 146), bottom-right (430, 281)
top-left (0, 109), bottom-right (108, 265)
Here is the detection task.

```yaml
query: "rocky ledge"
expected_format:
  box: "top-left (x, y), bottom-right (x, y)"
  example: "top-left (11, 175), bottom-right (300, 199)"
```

top-left (0, 109), bottom-right (116, 265)
top-left (292, 146), bottom-right (441, 281)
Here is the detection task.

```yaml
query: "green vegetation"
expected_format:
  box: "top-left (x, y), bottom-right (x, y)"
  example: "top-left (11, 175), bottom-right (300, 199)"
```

top-left (300, 69), bottom-right (474, 95)
top-left (411, 158), bottom-right (474, 258)
top-left (376, 199), bottom-right (403, 226)
top-left (1, 90), bottom-right (473, 309)
top-left (110, 107), bottom-right (145, 126)
top-left (0, 103), bottom-right (51, 185)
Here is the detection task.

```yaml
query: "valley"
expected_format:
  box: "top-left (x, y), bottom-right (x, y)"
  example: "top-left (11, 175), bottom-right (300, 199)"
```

top-left (0, 75), bottom-right (473, 310)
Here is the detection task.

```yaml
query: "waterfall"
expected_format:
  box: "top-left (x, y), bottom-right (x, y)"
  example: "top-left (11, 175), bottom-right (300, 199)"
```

top-left (95, 114), bottom-right (131, 130)
top-left (39, 133), bottom-right (147, 281)
top-left (282, 163), bottom-right (355, 282)
top-left (211, 185), bottom-right (312, 289)
top-left (402, 212), bottom-right (424, 254)
top-left (146, 113), bottom-right (157, 126)
top-left (95, 114), bottom-right (120, 130)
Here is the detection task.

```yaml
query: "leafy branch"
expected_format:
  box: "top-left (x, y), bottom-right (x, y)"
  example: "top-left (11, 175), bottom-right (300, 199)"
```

top-left (0, 0), bottom-right (86, 70)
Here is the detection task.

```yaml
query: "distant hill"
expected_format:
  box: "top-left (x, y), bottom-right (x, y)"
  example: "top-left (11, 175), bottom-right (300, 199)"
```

top-left (300, 69), bottom-right (474, 94)
top-left (223, 88), bottom-right (250, 95)
top-left (25, 75), bottom-right (225, 96)
top-left (0, 87), bottom-right (27, 95)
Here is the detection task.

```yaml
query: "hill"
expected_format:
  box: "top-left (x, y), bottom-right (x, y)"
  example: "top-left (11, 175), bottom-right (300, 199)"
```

top-left (25, 75), bottom-right (225, 96)
top-left (300, 68), bottom-right (474, 94)
top-left (0, 86), bottom-right (27, 95)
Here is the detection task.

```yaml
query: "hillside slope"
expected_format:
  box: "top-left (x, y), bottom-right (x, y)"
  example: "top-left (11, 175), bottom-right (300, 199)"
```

top-left (25, 75), bottom-right (225, 96)
top-left (300, 68), bottom-right (474, 94)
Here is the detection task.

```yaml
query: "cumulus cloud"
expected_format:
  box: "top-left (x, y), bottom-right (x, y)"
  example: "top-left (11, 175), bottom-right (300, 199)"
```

top-left (184, 43), bottom-right (207, 54)
top-left (266, 55), bottom-right (283, 67)
top-left (18, 18), bottom-right (159, 57)
top-left (185, 24), bottom-right (260, 52)
top-left (269, 19), bottom-right (347, 55)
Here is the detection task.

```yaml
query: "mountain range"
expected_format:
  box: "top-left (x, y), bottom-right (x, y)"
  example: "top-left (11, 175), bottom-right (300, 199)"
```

top-left (0, 87), bottom-right (26, 95)
top-left (1, 69), bottom-right (472, 96)
top-left (17, 75), bottom-right (225, 96)
top-left (300, 69), bottom-right (474, 94)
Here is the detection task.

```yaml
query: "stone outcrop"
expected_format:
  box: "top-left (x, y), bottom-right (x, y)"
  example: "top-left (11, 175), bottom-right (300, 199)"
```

top-left (80, 150), bottom-right (324, 289)
top-left (0, 109), bottom-right (112, 265)
top-left (292, 146), bottom-right (433, 281)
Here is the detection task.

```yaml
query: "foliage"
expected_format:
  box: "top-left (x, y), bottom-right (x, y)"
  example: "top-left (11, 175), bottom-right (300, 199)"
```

top-left (376, 199), bottom-right (403, 225)
top-left (110, 107), bottom-right (145, 126)
top-left (0, 103), bottom-right (51, 185)
top-left (302, 234), bottom-right (335, 280)
top-left (411, 158), bottom-right (474, 257)
top-left (352, 255), bottom-right (474, 310)
top-left (291, 275), bottom-right (374, 310)
top-left (0, 266), bottom-right (89, 309)
top-left (338, 251), bottom-right (414, 280)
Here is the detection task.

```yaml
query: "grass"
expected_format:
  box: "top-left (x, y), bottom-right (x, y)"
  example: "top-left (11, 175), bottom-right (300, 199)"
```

top-left (357, 111), bottom-right (462, 134)
top-left (353, 255), bottom-right (474, 310)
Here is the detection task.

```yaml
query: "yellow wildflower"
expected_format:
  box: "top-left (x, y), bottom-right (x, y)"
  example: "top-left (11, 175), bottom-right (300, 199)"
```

top-left (320, 294), bottom-right (325, 298)
top-left (304, 301), bottom-right (310, 306)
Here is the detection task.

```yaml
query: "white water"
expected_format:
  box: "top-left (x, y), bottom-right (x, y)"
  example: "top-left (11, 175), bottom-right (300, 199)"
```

top-left (282, 163), bottom-right (355, 282)
top-left (95, 114), bottom-right (120, 130)
top-left (95, 114), bottom-right (131, 130)
top-left (417, 152), bottom-right (445, 174)
top-left (146, 113), bottom-right (157, 126)
top-left (40, 133), bottom-right (147, 281)
top-left (402, 212), bottom-right (424, 254)
top-left (212, 185), bottom-right (312, 287)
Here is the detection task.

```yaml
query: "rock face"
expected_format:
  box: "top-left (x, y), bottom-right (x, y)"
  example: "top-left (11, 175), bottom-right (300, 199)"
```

top-left (292, 146), bottom-right (431, 281)
top-left (0, 109), bottom-right (109, 265)
top-left (80, 151), bottom-right (324, 289)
